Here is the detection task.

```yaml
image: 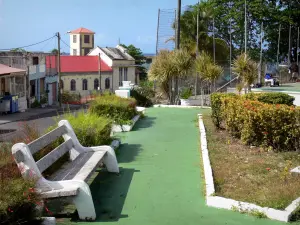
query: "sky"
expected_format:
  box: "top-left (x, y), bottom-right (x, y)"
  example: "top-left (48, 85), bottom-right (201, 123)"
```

top-left (0, 0), bottom-right (197, 54)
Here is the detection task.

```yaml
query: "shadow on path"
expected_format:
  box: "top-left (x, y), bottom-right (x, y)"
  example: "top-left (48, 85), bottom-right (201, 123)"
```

top-left (132, 116), bottom-right (156, 131)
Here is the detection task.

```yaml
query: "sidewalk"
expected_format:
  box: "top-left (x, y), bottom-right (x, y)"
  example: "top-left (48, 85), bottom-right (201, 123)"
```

top-left (0, 104), bottom-right (86, 125)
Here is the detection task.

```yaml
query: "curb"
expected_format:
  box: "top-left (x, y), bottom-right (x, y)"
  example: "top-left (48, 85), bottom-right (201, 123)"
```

top-left (198, 114), bottom-right (300, 222)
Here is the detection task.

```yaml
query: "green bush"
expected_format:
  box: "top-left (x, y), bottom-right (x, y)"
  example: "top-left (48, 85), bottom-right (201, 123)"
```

top-left (63, 112), bottom-right (112, 147)
top-left (31, 99), bottom-right (41, 108)
top-left (0, 143), bottom-right (41, 224)
top-left (211, 93), bottom-right (237, 128)
top-left (214, 95), bottom-right (300, 151)
top-left (89, 94), bottom-right (137, 124)
top-left (61, 91), bottom-right (81, 103)
top-left (130, 82), bottom-right (155, 107)
top-left (245, 92), bottom-right (295, 106)
top-left (180, 87), bottom-right (193, 99)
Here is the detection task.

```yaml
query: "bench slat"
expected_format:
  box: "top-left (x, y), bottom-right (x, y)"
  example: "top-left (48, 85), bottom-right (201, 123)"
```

top-left (28, 125), bottom-right (67, 155)
top-left (49, 151), bottom-right (106, 182)
top-left (37, 139), bottom-right (73, 173)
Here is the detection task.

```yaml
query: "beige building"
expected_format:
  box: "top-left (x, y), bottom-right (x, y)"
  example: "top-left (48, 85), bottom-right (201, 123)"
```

top-left (88, 45), bottom-right (138, 87)
top-left (69, 27), bottom-right (95, 56)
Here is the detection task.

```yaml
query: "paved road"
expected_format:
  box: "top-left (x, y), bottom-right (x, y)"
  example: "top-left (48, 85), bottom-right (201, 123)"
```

top-left (0, 107), bottom-right (88, 142)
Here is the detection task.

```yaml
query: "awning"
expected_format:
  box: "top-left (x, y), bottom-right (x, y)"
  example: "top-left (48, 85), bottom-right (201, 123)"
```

top-left (0, 64), bottom-right (26, 76)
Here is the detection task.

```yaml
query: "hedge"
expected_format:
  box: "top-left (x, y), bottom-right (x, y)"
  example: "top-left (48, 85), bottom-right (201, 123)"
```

top-left (89, 94), bottom-right (138, 124)
top-left (244, 92), bottom-right (295, 106)
top-left (211, 93), bottom-right (300, 151)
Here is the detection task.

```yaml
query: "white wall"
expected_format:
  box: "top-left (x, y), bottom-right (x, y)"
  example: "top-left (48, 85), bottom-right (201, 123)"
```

top-left (88, 47), bottom-right (113, 66)
top-left (70, 34), bottom-right (80, 55)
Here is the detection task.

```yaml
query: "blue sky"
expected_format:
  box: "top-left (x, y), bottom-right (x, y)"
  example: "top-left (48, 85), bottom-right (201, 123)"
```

top-left (0, 0), bottom-right (197, 54)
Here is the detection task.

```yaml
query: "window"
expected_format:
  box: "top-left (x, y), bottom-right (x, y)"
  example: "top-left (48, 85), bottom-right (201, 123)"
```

top-left (84, 35), bottom-right (90, 43)
top-left (94, 79), bottom-right (99, 90)
top-left (73, 49), bottom-right (77, 55)
top-left (119, 67), bottom-right (123, 86)
top-left (73, 35), bottom-right (77, 43)
top-left (105, 78), bottom-right (110, 89)
top-left (82, 79), bottom-right (88, 90)
top-left (70, 79), bottom-right (76, 91)
top-left (84, 48), bottom-right (90, 56)
top-left (124, 67), bottom-right (128, 81)
top-left (32, 57), bottom-right (39, 65)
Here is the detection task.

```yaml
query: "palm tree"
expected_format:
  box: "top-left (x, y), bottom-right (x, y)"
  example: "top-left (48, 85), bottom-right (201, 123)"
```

top-left (167, 2), bottom-right (229, 60)
top-left (148, 49), bottom-right (194, 104)
top-left (232, 53), bottom-right (258, 93)
top-left (195, 51), bottom-right (223, 93)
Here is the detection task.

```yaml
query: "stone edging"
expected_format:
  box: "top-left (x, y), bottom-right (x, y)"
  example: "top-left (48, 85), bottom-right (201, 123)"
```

top-left (198, 114), bottom-right (300, 222)
top-left (154, 104), bottom-right (211, 109)
top-left (41, 217), bottom-right (56, 225)
top-left (111, 107), bottom-right (146, 133)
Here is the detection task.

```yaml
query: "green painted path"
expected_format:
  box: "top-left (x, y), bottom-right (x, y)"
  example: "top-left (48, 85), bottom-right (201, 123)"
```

top-left (58, 108), bottom-right (291, 225)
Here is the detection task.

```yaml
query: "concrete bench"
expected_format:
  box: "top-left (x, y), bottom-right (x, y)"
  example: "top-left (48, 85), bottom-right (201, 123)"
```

top-left (11, 120), bottom-right (119, 221)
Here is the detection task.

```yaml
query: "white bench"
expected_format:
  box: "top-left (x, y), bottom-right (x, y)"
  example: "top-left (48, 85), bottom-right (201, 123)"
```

top-left (11, 120), bottom-right (119, 221)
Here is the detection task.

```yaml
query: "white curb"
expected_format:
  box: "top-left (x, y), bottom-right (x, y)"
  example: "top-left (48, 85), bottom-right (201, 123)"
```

top-left (198, 114), bottom-right (300, 222)
top-left (154, 104), bottom-right (211, 109)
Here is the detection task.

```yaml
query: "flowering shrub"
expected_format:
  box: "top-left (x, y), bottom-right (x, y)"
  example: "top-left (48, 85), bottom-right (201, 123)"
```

top-left (212, 94), bottom-right (300, 151)
top-left (89, 94), bottom-right (138, 125)
top-left (211, 93), bottom-right (238, 128)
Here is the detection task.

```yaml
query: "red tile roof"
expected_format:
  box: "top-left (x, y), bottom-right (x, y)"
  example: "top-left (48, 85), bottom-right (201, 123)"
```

top-left (46, 56), bottom-right (112, 73)
top-left (70, 27), bottom-right (95, 34)
top-left (0, 64), bottom-right (26, 76)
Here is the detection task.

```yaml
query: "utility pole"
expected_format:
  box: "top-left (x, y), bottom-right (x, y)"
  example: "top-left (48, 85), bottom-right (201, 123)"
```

top-left (229, 19), bottom-right (232, 87)
top-left (195, 0), bottom-right (199, 98)
top-left (57, 32), bottom-right (61, 108)
top-left (98, 53), bottom-right (102, 92)
top-left (288, 24), bottom-right (291, 65)
top-left (244, 0), bottom-right (247, 54)
top-left (277, 24), bottom-right (281, 68)
top-left (297, 27), bottom-right (299, 70)
top-left (259, 22), bottom-right (264, 85)
top-left (176, 0), bottom-right (181, 49)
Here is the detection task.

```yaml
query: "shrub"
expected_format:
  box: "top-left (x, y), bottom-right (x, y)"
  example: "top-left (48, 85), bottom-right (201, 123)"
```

top-left (61, 91), bottom-right (81, 103)
top-left (257, 92), bottom-right (294, 106)
top-left (244, 92), bottom-right (295, 106)
top-left (130, 81), bottom-right (155, 107)
top-left (89, 94), bottom-right (137, 124)
top-left (31, 99), bottom-right (41, 108)
top-left (0, 143), bottom-right (41, 224)
top-left (180, 87), bottom-right (193, 99)
top-left (63, 112), bottom-right (112, 147)
top-left (215, 94), bottom-right (300, 151)
top-left (211, 92), bottom-right (237, 128)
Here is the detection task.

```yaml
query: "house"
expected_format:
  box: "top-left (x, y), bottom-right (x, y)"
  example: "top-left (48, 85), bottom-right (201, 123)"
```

top-left (88, 45), bottom-right (138, 88)
top-left (46, 55), bottom-right (112, 97)
top-left (0, 51), bottom-right (48, 109)
top-left (69, 27), bottom-right (95, 56)
top-left (0, 64), bottom-right (27, 112)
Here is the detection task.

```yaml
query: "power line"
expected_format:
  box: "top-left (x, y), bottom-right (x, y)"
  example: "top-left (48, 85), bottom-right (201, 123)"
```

top-left (60, 38), bottom-right (75, 52)
top-left (0, 35), bottom-right (56, 51)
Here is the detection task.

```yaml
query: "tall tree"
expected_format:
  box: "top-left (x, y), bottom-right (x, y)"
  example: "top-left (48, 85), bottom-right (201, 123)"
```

top-left (120, 44), bottom-right (147, 80)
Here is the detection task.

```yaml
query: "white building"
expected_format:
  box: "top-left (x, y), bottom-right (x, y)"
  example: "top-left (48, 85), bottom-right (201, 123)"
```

top-left (88, 45), bottom-right (138, 88)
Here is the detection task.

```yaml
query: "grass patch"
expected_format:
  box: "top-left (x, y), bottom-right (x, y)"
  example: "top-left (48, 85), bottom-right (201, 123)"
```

top-left (203, 114), bottom-right (300, 210)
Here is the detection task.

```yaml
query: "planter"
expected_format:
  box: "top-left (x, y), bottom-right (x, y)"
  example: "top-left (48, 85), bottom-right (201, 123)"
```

top-left (180, 98), bottom-right (202, 106)
top-left (111, 115), bottom-right (140, 133)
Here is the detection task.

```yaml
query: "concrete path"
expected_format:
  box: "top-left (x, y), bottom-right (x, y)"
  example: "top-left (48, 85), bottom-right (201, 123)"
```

top-left (57, 107), bottom-right (292, 225)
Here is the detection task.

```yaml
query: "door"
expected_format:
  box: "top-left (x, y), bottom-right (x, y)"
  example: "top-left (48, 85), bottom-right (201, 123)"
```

top-left (52, 82), bottom-right (57, 103)
top-left (48, 84), bottom-right (53, 105)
